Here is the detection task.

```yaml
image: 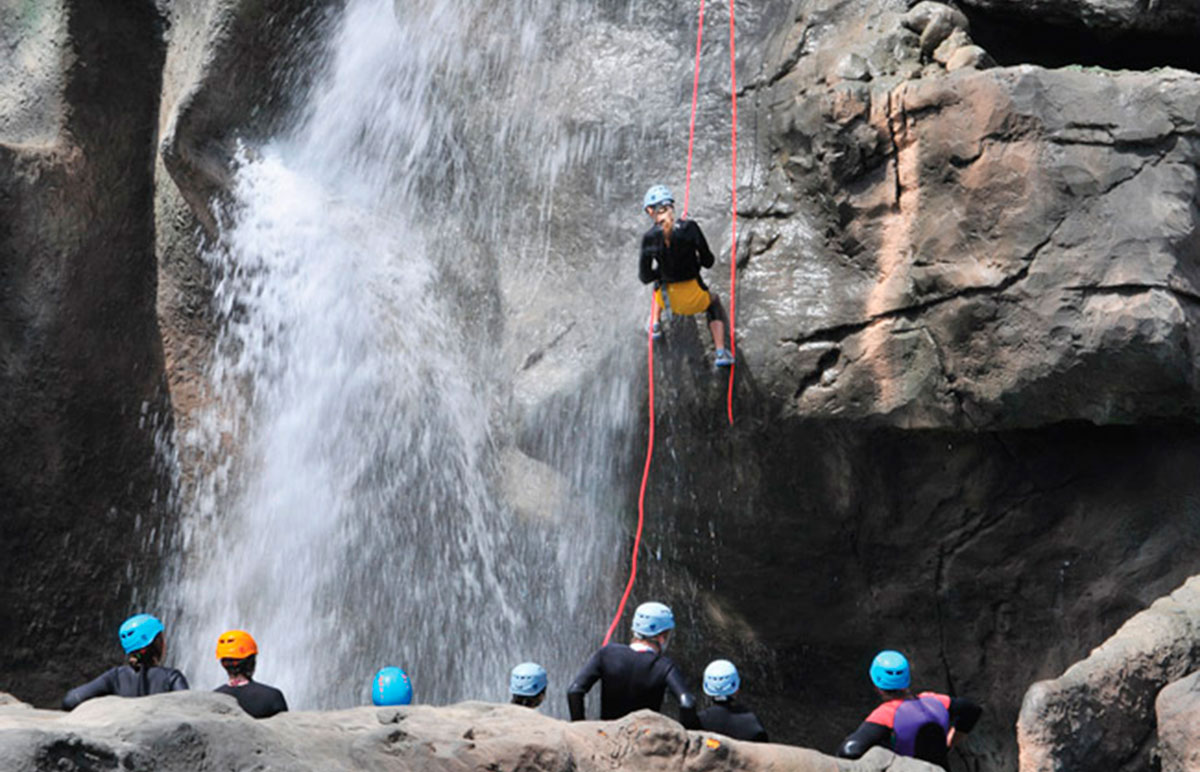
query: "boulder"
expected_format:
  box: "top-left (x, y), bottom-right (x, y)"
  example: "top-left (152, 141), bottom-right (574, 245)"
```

top-left (945, 45), bottom-right (993, 71)
top-left (0, 691), bottom-right (939, 772)
top-left (1156, 671), bottom-right (1200, 772)
top-left (902, 2), bottom-right (971, 60)
top-left (1016, 576), bottom-right (1200, 772)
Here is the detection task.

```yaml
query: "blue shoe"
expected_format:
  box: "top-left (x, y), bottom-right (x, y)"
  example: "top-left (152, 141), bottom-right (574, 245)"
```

top-left (714, 348), bottom-right (734, 367)
top-left (650, 322), bottom-right (663, 340)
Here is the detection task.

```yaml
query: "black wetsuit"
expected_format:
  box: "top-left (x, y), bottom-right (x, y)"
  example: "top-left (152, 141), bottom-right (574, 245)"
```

top-left (566, 643), bottom-right (699, 728)
top-left (698, 699), bottom-right (769, 742)
top-left (62, 665), bottom-right (189, 710)
top-left (837, 693), bottom-right (982, 770)
top-left (639, 219), bottom-right (715, 286)
top-left (215, 680), bottom-right (288, 718)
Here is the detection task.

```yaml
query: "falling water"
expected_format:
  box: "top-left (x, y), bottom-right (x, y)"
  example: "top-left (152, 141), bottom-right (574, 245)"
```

top-left (158, 0), bottom-right (753, 711)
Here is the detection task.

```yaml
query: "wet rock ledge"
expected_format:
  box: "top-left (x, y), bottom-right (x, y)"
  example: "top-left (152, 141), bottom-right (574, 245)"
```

top-left (0, 692), bottom-right (941, 772)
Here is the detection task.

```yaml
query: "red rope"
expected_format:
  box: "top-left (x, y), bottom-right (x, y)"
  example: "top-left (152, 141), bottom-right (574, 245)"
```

top-left (725, 0), bottom-right (738, 425)
top-left (682, 0), bottom-right (706, 218)
top-left (601, 297), bottom-right (658, 646)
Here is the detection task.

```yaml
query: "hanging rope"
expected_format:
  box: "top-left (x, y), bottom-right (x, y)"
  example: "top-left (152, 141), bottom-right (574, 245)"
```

top-left (682, 0), bottom-right (706, 219)
top-left (725, 0), bottom-right (739, 425)
top-left (601, 296), bottom-right (658, 646)
top-left (601, 0), bottom-right (740, 641)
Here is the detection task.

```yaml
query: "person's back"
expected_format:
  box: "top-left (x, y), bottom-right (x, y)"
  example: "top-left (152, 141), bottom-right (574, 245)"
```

top-left (573, 643), bottom-right (684, 719)
top-left (837, 651), bottom-right (981, 771)
top-left (215, 680), bottom-right (288, 719)
top-left (567, 602), bottom-right (698, 728)
top-left (64, 664), bottom-right (189, 710)
top-left (696, 659), bottom-right (768, 742)
top-left (213, 629), bottom-right (288, 719)
top-left (698, 700), bottom-right (768, 742)
top-left (63, 614), bottom-right (188, 710)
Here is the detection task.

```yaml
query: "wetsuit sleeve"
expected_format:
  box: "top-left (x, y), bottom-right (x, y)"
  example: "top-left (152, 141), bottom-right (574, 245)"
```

top-left (665, 667), bottom-right (700, 730)
top-left (691, 221), bottom-right (715, 269)
top-left (639, 231), bottom-right (660, 284)
top-left (949, 697), bottom-right (982, 734)
top-left (62, 668), bottom-right (118, 710)
top-left (566, 649), bottom-right (604, 721)
top-left (168, 670), bottom-right (190, 692)
top-left (837, 721), bottom-right (891, 759)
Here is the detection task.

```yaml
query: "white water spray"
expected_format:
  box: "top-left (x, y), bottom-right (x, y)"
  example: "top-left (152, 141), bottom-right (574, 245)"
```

top-left (160, 0), bottom-right (734, 711)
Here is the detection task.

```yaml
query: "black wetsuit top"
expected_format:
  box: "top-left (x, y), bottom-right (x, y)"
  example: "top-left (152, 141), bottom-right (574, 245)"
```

top-left (62, 665), bottom-right (189, 710)
top-left (566, 643), bottom-right (699, 728)
top-left (639, 219), bottom-right (715, 286)
top-left (215, 680), bottom-right (288, 718)
top-left (699, 699), bottom-right (769, 742)
top-left (837, 694), bottom-right (982, 770)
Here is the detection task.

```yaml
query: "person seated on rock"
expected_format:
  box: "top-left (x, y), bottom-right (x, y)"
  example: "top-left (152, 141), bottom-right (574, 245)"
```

top-left (639, 184), bottom-right (734, 368)
top-left (837, 650), bottom-right (982, 770)
top-left (510, 662), bottom-right (548, 709)
top-left (566, 601), bottom-right (699, 728)
top-left (372, 666), bottom-right (413, 706)
top-left (213, 629), bottom-right (288, 718)
top-left (62, 613), bottom-right (189, 710)
top-left (697, 659), bottom-right (768, 742)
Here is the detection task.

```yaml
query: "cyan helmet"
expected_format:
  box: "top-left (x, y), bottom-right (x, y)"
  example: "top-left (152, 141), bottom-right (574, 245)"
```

top-left (631, 601), bottom-right (675, 637)
top-left (118, 614), bottom-right (164, 654)
top-left (643, 185), bottom-right (674, 210)
top-left (509, 662), bottom-right (548, 697)
top-left (703, 659), bottom-right (740, 698)
top-left (372, 666), bottom-right (413, 706)
top-left (870, 650), bottom-right (911, 690)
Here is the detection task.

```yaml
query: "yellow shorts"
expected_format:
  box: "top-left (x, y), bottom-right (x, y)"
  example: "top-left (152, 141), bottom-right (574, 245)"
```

top-left (655, 279), bottom-right (711, 316)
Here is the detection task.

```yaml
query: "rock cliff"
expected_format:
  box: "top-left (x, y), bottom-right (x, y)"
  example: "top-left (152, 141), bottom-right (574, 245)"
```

top-left (0, 0), bottom-right (172, 707)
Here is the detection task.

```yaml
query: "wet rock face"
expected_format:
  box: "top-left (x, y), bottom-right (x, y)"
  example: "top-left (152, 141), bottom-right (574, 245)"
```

top-left (0, 691), bottom-right (938, 772)
top-left (0, 0), bottom-right (171, 708)
top-left (1156, 670), bottom-right (1200, 772)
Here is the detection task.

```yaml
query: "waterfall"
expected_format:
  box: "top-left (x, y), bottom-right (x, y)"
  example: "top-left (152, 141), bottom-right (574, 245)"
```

top-left (157, 0), bottom-right (746, 712)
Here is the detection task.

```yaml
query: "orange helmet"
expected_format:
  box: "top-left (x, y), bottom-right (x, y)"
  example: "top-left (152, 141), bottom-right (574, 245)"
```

top-left (215, 630), bottom-right (258, 660)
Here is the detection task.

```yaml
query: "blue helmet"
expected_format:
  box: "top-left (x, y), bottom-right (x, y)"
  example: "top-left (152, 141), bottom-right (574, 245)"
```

top-left (870, 650), bottom-right (911, 690)
top-left (118, 614), bottom-right (164, 654)
top-left (632, 601), bottom-right (675, 637)
top-left (509, 662), bottom-right (548, 697)
top-left (703, 659), bottom-right (740, 698)
top-left (643, 185), bottom-right (674, 210)
top-left (372, 667), bottom-right (413, 706)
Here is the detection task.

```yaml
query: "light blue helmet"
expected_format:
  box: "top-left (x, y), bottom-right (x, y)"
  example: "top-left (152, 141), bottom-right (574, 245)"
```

top-left (870, 650), bottom-right (911, 690)
top-left (372, 667), bottom-right (413, 706)
top-left (643, 185), bottom-right (674, 210)
top-left (510, 662), bottom-right (548, 697)
top-left (632, 601), bottom-right (675, 637)
top-left (118, 614), bottom-right (164, 654)
top-left (703, 659), bottom-right (740, 698)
